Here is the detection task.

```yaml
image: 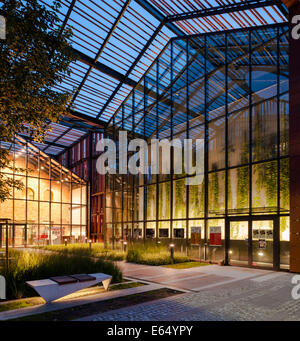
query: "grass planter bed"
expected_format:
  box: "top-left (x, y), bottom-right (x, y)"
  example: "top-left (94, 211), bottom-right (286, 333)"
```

top-left (163, 262), bottom-right (210, 269)
top-left (39, 243), bottom-right (125, 261)
top-left (39, 242), bottom-right (191, 266)
top-left (126, 242), bottom-right (190, 266)
top-left (0, 250), bottom-right (122, 300)
top-left (0, 281), bottom-right (145, 313)
top-left (12, 288), bottom-right (181, 321)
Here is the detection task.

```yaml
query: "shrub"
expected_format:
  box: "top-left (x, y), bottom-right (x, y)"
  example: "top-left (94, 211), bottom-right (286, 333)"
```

top-left (41, 243), bottom-right (125, 261)
top-left (126, 241), bottom-right (190, 266)
top-left (0, 250), bottom-right (122, 300)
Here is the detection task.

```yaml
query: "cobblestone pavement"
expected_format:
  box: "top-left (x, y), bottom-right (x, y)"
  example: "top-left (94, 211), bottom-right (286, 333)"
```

top-left (77, 265), bottom-right (300, 321)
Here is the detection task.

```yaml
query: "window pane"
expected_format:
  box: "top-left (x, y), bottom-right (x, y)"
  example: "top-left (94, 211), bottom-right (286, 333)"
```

top-left (146, 184), bottom-right (156, 221)
top-left (252, 161), bottom-right (277, 212)
top-left (189, 181), bottom-right (205, 218)
top-left (208, 171), bottom-right (225, 216)
top-left (159, 182), bottom-right (170, 220)
top-left (228, 166), bottom-right (249, 214)
top-left (173, 179), bottom-right (186, 219)
top-left (228, 110), bottom-right (249, 167)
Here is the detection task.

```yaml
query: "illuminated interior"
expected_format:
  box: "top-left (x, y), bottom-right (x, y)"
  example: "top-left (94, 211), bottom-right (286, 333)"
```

top-left (104, 23), bottom-right (290, 270)
top-left (0, 136), bottom-right (87, 246)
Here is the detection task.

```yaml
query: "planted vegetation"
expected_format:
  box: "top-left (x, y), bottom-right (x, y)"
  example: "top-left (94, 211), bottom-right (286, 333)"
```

top-left (0, 250), bottom-right (122, 300)
top-left (40, 243), bottom-right (125, 261)
top-left (126, 242), bottom-right (190, 266)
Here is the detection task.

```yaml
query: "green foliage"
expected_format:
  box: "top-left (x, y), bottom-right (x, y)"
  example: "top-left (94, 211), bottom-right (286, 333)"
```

top-left (0, 0), bottom-right (76, 202)
top-left (126, 241), bottom-right (190, 266)
top-left (41, 243), bottom-right (125, 261)
top-left (0, 250), bottom-right (122, 299)
top-left (264, 161), bottom-right (277, 207)
top-left (280, 158), bottom-right (289, 209)
top-left (189, 180), bottom-right (205, 218)
top-left (236, 141), bottom-right (249, 208)
top-left (147, 185), bottom-right (156, 220)
top-left (159, 182), bottom-right (170, 219)
top-left (209, 166), bottom-right (219, 212)
top-left (0, 297), bottom-right (44, 312)
top-left (0, 149), bottom-right (24, 200)
top-left (163, 261), bottom-right (209, 269)
top-left (174, 179), bottom-right (185, 219)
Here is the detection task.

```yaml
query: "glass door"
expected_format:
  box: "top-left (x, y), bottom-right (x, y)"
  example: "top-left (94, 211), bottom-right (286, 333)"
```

top-left (229, 220), bottom-right (249, 266)
top-left (14, 224), bottom-right (26, 247)
top-left (252, 220), bottom-right (274, 269)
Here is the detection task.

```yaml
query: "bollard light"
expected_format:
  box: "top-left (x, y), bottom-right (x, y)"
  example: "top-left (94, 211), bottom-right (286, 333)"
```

top-left (89, 239), bottom-right (92, 251)
top-left (123, 241), bottom-right (127, 253)
top-left (64, 239), bottom-right (67, 247)
top-left (85, 237), bottom-right (87, 243)
top-left (169, 243), bottom-right (175, 263)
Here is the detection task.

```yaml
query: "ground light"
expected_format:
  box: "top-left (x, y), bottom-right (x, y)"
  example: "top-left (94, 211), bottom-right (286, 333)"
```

top-left (169, 243), bottom-right (175, 263)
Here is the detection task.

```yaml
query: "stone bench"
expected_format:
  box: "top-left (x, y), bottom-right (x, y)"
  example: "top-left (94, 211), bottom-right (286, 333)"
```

top-left (26, 273), bottom-right (112, 303)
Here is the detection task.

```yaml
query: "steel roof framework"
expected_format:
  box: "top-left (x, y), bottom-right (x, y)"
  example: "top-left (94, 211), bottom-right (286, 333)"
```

top-left (0, 1), bottom-right (290, 155)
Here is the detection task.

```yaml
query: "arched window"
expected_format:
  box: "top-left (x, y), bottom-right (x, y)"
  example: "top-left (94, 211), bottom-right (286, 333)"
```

top-left (27, 188), bottom-right (35, 200)
top-left (43, 189), bottom-right (53, 201)
top-left (24, 187), bottom-right (35, 200)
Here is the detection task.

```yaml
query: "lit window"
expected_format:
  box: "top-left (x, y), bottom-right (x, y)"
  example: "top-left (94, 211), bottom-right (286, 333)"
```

top-left (26, 188), bottom-right (35, 200)
top-left (43, 189), bottom-right (53, 201)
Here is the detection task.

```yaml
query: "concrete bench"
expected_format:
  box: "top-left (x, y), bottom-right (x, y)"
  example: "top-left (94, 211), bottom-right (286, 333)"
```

top-left (26, 273), bottom-right (112, 303)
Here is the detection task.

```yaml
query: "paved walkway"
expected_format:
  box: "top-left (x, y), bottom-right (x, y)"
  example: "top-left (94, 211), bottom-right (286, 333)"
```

top-left (0, 282), bottom-right (163, 321)
top-left (118, 262), bottom-right (272, 291)
top-left (77, 263), bottom-right (299, 321)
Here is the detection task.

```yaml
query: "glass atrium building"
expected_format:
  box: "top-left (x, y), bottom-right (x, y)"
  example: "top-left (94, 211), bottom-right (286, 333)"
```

top-left (105, 23), bottom-right (289, 270)
top-left (2, 0), bottom-right (300, 273)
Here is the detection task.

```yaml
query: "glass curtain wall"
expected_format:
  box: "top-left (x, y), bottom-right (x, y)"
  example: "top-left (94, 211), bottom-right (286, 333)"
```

top-left (104, 23), bottom-right (289, 266)
top-left (0, 136), bottom-right (88, 246)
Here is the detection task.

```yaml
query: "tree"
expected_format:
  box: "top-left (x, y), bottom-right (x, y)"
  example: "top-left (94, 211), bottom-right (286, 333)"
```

top-left (0, 0), bottom-right (75, 201)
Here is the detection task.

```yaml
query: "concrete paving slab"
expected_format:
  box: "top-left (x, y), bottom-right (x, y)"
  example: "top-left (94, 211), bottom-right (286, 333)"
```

top-left (0, 282), bottom-right (163, 321)
top-left (79, 270), bottom-right (298, 321)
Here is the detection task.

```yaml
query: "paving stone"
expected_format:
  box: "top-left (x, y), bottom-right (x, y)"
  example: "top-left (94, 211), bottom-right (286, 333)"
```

top-left (77, 264), bottom-right (300, 321)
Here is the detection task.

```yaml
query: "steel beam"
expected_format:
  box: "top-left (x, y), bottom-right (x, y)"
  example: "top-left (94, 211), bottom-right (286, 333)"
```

top-left (97, 21), bottom-right (164, 121)
top-left (134, 0), bottom-right (185, 36)
top-left (66, 109), bottom-right (107, 128)
top-left (69, 0), bottom-right (131, 107)
top-left (166, 0), bottom-right (287, 22)
top-left (73, 48), bottom-right (137, 88)
top-left (42, 127), bottom-right (73, 153)
top-left (59, 0), bottom-right (77, 34)
top-left (18, 133), bottom-right (67, 150)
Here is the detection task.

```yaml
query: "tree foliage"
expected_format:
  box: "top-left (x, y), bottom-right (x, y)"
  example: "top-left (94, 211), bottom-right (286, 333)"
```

top-left (0, 0), bottom-right (76, 201)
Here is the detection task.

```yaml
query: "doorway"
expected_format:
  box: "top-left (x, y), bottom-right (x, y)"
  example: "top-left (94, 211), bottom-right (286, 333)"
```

top-left (226, 216), bottom-right (279, 270)
top-left (0, 223), bottom-right (27, 247)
